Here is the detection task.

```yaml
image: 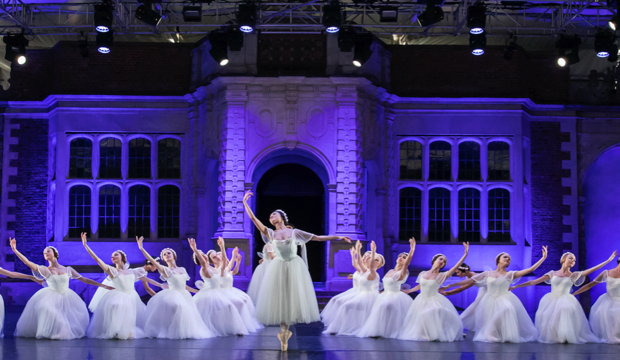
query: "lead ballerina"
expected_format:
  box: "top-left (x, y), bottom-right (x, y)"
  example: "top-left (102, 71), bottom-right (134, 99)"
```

top-left (243, 190), bottom-right (352, 351)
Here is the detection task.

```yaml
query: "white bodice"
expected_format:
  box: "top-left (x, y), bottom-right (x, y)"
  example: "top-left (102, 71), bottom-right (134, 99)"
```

top-left (263, 228), bottom-right (315, 263)
top-left (46, 273), bottom-right (71, 294)
top-left (352, 271), bottom-right (360, 289)
top-left (473, 271), bottom-right (519, 297)
top-left (550, 276), bottom-right (575, 296)
top-left (357, 271), bottom-right (379, 292)
top-left (419, 278), bottom-right (441, 298)
top-left (199, 268), bottom-right (222, 290)
top-left (111, 273), bottom-right (137, 293)
top-left (161, 267), bottom-right (190, 292)
top-left (272, 239), bottom-right (298, 262)
top-left (383, 270), bottom-right (409, 293)
top-left (220, 271), bottom-right (234, 289)
top-left (607, 277), bottom-right (620, 299)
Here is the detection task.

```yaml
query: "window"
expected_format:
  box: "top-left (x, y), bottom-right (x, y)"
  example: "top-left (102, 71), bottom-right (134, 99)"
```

top-left (99, 138), bottom-right (122, 179)
top-left (129, 185), bottom-right (150, 239)
top-left (488, 142), bottom-right (510, 181)
top-left (158, 185), bottom-right (180, 238)
top-left (69, 138), bottom-right (92, 179)
top-left (158, 138), bottom-right (181, 179)
top-left (69, 185), bottom-right (91, 238)
top-left (399, 188), bottom-right (422, 240)
top-left (458, 188), bottom-right (480, 242)
top-left (400, 141), bottom-right (423, 180)
top-left (488, 188), bottom-right (511, 242)
top-left (128, 138), bottom-right (151, 179)
top-left (428, 187), bottom-right (451, 242)
top-left (98, 185), bottom-right (121, 239)
top-left (458, 141), bottom-right (481, 180)
top-left (429, 141), bottom-right (451, 181)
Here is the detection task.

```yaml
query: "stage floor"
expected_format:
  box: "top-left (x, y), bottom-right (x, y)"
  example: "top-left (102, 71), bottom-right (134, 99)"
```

top-left (1, 306), bottom-right (618, 360)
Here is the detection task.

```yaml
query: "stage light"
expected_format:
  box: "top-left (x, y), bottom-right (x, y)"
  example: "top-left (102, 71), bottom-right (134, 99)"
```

top-left (227, 26), bottom-right (244, 51)
top-left (96, 30), bottom-right (113, 54)
top-left (380, 8), bottom-right (398, 23)
top-left (595, 29), bottom-right (616, 58)
top-left (556, 35), bottom-right (581, 67)
top-left (417, 0), bottom-right (444, 27)
top-left (183, 5), bottom-right (202, 22)
top-left (467, 4), bottom-right (486, 35)
top-left (353, 33), bottom-right (373, 67)
top-left (323, 4), bottom-right (342, 33)
top-left (469, 32), bottom-right (486, 55)
top-left (209, 32), bottom-right (229, 66)
top-left (135, 2), bottom-right (162, 27)
top-left (3, 33), bottom-right (28, 65)
top-left (338, 26), bottom-right (355, 52)
top-left (94, 2), bottom-right (114, 33)
top-left (237, 4), bottom-right (256, 33)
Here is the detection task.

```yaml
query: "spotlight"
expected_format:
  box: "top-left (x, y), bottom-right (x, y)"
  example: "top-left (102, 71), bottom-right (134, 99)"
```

top-left (595, 29), bottom-right (616, 58)
top-left (469, 32), bottom-right (486, 55)
top-left (467, 4), bottom-right (486, 35)
top-left (323, 4), bottom-right (342, 33)
top-left (417, 0), bottom-right (444, 27)
top-left (227, 26), bottom-right (244, 51)
top-left (237, 4), bottom-right (256, 33)
top-left (380, 7), bottom-right (398, 23)
top-left (135, 2), bottom-right (162, 27)
top-left (353, 33), bottom-right (373, 67)
top-left (94, 2), bottom-right (114, 33)
top-left (556, 35), bottom-right (581, 67)
top-left (3, 33), bottom-right (28, 65)
top-left (610, 15), bottom-right (619, 31)
top-left (209, 32), bottom-right (229, 66)
top-left (338, 26), bottom-right (355, 52)
top-left (96, 30), bottom-right (113, 54)
top-left (182, 5), bottom-right (202, 22)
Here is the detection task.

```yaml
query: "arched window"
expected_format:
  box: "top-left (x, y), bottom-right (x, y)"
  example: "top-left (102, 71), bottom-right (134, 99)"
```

top-left (128, 138), bottom-right (152, 179)
top-left (428, 187), bottom-right (451, 242)
top-left (488, 142), bottom-right (510, 181)
top-left (399, 141), bottom-right (423, 180)
top-left (399, 188), bottom-right (422, 240)
top-left (458, 141), bottom-right (481, 180)
top-left (99, 138), bottom-right (122, 179)
top-left (158, 185), bottom-right (180, 238)
top-left (98, 185), bottom-right (121, 239)
top-left (129, 185), bottom-right (150, 239)
top-left (158, 138), bottom-right (181, 179)
top-left (69, 185), bottom-right (91, 238)
top-left (429, 141), bottom-right (451, 181)
top-left (458, 188), bottom-right (480, 242)
top-left (488, 188), bottom-right (510, 242)
top-left (69, 138), bottom-right (92, 178)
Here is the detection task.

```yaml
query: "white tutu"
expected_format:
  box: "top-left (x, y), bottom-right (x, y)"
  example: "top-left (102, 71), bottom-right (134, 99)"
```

top-left (15, 266), bottom-right (89, 340)
top-left (357, 270), bottom-right (412, 339)
top-left (472, 271), bottom-right (538, 343)
top-left (321, 271), bottom-right (360, 327)
top-left (255, 228), bottom-right (320, 326)
top-left (87, 268), bottom-right (147, 339)
top-left (247, 243), bottom-right (275, 304)
top-left (324, 271), bottom-right (379, 335)
top-left (88, 276), bottom-right (115, 312)
top-left (589, 270), bottom-right (620, 344)
top-left (0, 293), bottom-right (4, 337)
top-left (220, 270), bottom-right (263, 332)
top-left (400, 271), bottom-right (463, 342)
top-left (460, 283), bottom-right (487, 331)
top-left (143, 267), bottom-right (213, 339)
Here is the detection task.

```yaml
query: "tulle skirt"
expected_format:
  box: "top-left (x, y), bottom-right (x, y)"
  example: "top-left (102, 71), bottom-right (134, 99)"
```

top-left (15, 288), bottom-right (89, 340)
top-left (255, 257), bottom-right (320, 326)
top-left (461, 287), bottom-right (486, 331)
top-left (356, 291), bottom-right (413, 339)
top-left (473, 292), bottom-right (538, 343)
top-left (144, 289), bottom-right (213, 339)
top-left (324, 290), bottom-right (378, 336)
top-left (87, 290), bottom-right (146, 339)
top-left (321, 287), bottom-right (358, 327)
top-left (193, 288), bottom-right (250, 336)
top-left (590, 294), bottom-right (620, 344)
top-left (535, 293), bottom-right (600, 344)
top-left (399, 294), bottom-right (463, 342)
top-left (220, 287), bottom-right (263, 333)
top-left (0, 294), bottom-right (4, 337)
top-left (247, 259), bottom-right (272, 304)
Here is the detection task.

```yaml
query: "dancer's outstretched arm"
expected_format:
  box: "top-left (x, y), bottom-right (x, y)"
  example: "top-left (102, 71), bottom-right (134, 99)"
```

top-left (10, 238), bottom-right (38, 272)
top-left (573, 272), bottom-right (606, 296)
top-left (310, 235), bottom-right (352, 242)
top-left (581, 251), bottom-right (618, 278)
top-left (440, 277), bottom-right (474, 292)
top-left (140, 278), bottom-right (157, 296)
top-left (232, 253), bottom-right (242, 275)
top-left (514, 246), bottom-right (548, 278)
top-left (186, 286), bottom-right (198, 293)
top-left (136, 236), bottom-right (166, 277)
top-left (399, 237), bottom-right (416, 281)
top-left (403, 284), bottom-right (421, 294)
top-left (509, 274), bottom-right (550, 291)
top-left (443, 242), bottom-right (469, 279)
top-left (442, 282), bottom-right (476, 296)
top-left (188, 238), bottom-right (210, 279)
top-left (0, 268), bottom-right (44, 284)
top-left (243, 191), bottom-right (268, 236)
top-left (81, 232), bottom-right (112, 276)
top-left (77, 275), bottom-right (114, 289)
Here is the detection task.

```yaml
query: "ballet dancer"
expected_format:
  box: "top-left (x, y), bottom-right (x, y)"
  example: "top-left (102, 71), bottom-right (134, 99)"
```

top-left (247, 241), bottom-right (275, 304)
top-left (438, 263), bottom-right (485, 331)
top-left (0, 257), bottom-right (44, 337)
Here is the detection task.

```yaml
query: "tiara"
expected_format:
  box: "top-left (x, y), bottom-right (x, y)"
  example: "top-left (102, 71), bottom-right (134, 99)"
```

top-left (560, 252), bottom-right (575, 263)
top-left (115, 249), bottom-right (127, 259)
top-left (275, 209), bottom-right (289, 223)
top-left (433, 253), bottom-right (446, 260)
top-left (160, 248), bottom-right (177, 260)
top-left (496, 252), bottom-right (508, 262)
top-left (44, 246), bottom-right (58, 254)
top-left (458, 265), bottom-right (469, 270)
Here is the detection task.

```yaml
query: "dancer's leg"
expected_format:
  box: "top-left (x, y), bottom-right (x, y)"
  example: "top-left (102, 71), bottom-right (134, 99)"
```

top-left (277, 322), bottom-right (292, 351)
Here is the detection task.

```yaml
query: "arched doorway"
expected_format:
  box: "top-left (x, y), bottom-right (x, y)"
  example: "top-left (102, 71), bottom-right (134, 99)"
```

top-left (255, 163), bottom-right (326, 281)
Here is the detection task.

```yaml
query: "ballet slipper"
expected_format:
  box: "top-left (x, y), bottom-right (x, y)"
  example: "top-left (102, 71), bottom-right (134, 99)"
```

top-left (277, 330), bottom-right (292, 351)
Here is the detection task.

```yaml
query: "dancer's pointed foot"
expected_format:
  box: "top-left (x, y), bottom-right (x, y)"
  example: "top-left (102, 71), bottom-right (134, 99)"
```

top-left (277, 330), bottom-right (292, 351)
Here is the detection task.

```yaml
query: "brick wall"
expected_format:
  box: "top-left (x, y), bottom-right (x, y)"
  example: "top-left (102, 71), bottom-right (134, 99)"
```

top-left (1, 41), bottom-right (194, 101)
top-left (389, 46), bottom-right (570, 104)
top-left (8, 118), bottom-right (49, 272)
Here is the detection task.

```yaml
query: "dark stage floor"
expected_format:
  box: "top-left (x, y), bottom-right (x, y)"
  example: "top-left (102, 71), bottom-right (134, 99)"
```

top-left (0, 306), bottom-right (617, 360)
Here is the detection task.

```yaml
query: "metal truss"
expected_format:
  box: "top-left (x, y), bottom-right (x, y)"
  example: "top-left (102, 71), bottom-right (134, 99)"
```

top-left (0, 0), bottom-right (617, 42)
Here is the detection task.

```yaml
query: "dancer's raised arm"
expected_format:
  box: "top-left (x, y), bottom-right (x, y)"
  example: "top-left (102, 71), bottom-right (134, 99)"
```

top-left (136, 236), bottom-right (165, 275)
top-left (399, 237), bottom-right (416, 281)
top-left (243, 191), bottom-right (268, 236)
top-left (81, 232), bottom-right (112, 276)
top-left (368, 241), bottom-right (381, 281)
top-left (354, 240), bottom-right (367, 273)
top-left (189, 238), bottom-right (211, 279)
top-left (232, 253), bottom-right (242, 275)
top-left (581, 250), bottom-right (618, 278)
top-left (443, 242), bottom-right (469, 278)
top-left (514, 246), bottom-right (548, 278)
top-left (226, 247), bottom-right (239, 272)
top-left (10, 238), bottom-right (38, 272)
